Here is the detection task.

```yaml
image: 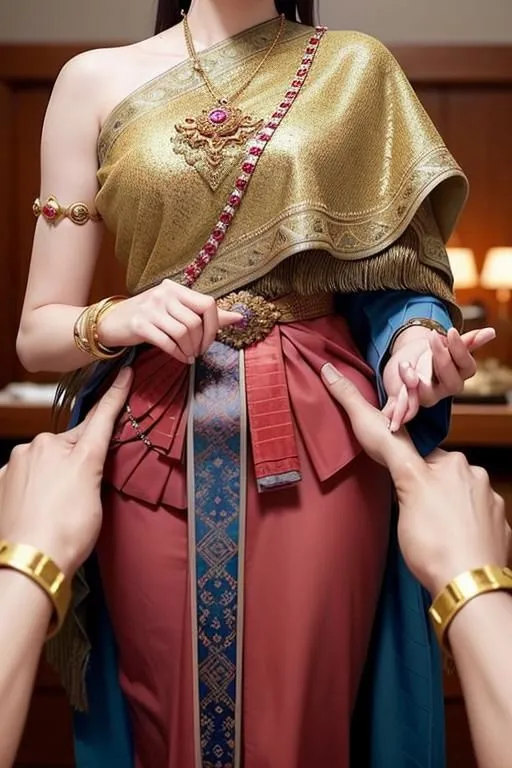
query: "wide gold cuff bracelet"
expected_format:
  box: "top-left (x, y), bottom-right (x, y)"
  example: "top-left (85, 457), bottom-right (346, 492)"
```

top-left (33, 195), bottom-right (101, 226)
top-left (429, 565), bottom-right (512, 655)
top-left (0, 540), bottom-right (72, 639)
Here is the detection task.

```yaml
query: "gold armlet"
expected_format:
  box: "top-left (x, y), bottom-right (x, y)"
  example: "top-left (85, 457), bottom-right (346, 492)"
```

top-left (73, 295), bottom-right (128, 360)
top-left (389, 317), bottom-right (448, 354)
top-left (0, 540), bottom-right (72, 639)
top-left (33, 195), bottom-right (101, 226)
top-left (429, 565), bottom-right (512, 656)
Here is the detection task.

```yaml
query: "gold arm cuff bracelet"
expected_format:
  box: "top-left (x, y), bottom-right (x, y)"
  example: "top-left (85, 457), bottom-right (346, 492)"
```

top-left (429, 565), bottom-right (512, 656)
top-left (33, 195), bottom-right (101, 226)
top-left (0, 540), bottom-right (72, 639)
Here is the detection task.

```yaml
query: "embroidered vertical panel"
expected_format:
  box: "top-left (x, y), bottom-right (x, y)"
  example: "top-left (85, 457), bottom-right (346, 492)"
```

top-left (189, 342), bottom-right (246, 768)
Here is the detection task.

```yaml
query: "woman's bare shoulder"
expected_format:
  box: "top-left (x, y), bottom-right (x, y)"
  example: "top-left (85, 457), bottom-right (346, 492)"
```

top-left (53, 33), bottom-right (186, 121)
top-left (56, 43), bottom-right (148, 89)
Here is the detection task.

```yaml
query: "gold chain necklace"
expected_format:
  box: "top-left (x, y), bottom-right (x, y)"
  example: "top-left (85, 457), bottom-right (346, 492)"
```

top-left (175, 14), bottom-right (285, 168)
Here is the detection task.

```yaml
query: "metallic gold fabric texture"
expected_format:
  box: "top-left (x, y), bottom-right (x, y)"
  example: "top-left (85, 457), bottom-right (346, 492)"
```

top-left (95, 20), bottom-right (468, 311)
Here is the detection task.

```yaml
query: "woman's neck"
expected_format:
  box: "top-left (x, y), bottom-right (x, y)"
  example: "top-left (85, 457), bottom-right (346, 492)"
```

top-left (186, 0), bottom-right (280, 48)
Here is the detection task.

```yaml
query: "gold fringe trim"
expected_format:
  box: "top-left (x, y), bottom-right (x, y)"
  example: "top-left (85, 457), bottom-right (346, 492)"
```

top-left (45, 567), bottom-right (91, 711)
top-left (251, 220), bottom-right (462, 330)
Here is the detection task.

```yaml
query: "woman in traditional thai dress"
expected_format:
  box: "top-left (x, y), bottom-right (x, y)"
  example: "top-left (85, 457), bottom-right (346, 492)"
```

top-left (17, 1), bottom-right (494, 766)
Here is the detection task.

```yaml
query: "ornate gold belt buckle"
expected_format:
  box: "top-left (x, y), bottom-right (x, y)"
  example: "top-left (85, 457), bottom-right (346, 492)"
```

top-left (216, 291), bottom-right (282, 349)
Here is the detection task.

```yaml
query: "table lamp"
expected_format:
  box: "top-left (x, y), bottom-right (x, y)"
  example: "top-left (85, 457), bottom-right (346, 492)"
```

top-left (446, 247), bottom-right (485, 326)
top-left (481, 248), bottom-right (512, 319)
top-left (447, 247), bottom-right (479, 291)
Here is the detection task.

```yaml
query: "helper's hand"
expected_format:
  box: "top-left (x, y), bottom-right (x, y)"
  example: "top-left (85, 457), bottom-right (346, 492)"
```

top-left (321, 362), bottom-right (510, 596)
top-left (0, 368), bottom-right (133, 576)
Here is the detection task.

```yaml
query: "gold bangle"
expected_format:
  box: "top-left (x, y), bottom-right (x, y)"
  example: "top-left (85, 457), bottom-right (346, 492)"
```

top-left (389, 317), bottom-right (448, 354)
top-left (429, 565), bottom-right (512, 655)
top-left (73, 296), bottom-right (128, 360)
top-left (0, 540), bottom-right (72, 639)
top-left (33, 195), bottom-right (101, 226)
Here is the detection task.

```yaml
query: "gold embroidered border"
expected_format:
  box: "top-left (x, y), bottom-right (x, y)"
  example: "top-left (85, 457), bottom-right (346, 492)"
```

top-left (138, 145), bottom-right (466, 298)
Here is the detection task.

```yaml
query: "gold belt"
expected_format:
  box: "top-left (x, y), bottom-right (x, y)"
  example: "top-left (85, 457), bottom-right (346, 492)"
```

top-left (216, 290), bottom-right (334, 349)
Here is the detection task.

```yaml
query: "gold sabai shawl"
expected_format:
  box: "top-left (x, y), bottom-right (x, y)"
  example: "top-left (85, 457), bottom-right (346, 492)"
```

top-left (96, 19), bottom-right (468, 321)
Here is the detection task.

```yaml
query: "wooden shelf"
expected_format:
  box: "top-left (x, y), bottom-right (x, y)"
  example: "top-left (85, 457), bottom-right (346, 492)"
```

top-left (445, 403), bottom-right (512, 447)
top-left (1, 402), bottom-right (511, 445)
top-left (0, 403), bottom-right (53, 439)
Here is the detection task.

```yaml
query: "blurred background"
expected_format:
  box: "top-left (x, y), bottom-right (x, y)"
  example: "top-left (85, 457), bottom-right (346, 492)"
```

top-left (0, 1), bottom-right (511, 766)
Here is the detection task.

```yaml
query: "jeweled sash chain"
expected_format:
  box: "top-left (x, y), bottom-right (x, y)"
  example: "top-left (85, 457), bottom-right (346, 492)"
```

top-left (182, 25), bottom-right (328, 288)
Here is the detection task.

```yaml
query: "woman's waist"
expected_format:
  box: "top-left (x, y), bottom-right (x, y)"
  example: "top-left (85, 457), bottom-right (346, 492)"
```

top-left (104, 311), bottom-right (377, 501)
top-left (215, 289), bottom-right (335, 350)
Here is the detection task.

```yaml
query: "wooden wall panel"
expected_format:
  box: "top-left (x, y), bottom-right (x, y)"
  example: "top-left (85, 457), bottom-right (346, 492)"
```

top-left (0, 42), bottom-right (510, 768)
top-left (443, 88), bottom-right (512, 362)
top-left (0, 81), bottom-right (16, 388)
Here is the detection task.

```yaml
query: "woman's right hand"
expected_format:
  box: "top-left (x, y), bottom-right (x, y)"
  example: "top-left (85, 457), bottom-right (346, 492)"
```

top-left (97, 279), bottom-right (242, 363)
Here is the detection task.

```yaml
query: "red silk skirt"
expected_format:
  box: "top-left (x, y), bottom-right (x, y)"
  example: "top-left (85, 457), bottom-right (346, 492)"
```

top-left (97, 316), bottom-right (391, 768)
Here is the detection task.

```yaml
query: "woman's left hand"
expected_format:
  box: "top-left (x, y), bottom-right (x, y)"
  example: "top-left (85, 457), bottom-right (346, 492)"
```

top-left (382, 326), bottom-right (496, 431)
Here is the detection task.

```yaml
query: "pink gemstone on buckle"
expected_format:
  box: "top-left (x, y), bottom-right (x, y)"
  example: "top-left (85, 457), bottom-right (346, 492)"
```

top-left (208, 108), bottom-right (229, 125)
top-left (229, 193), bottom-right (241, 206)
top-left (212, 228), bottom-right (225, 241)
top-left (236, 178), bottom-right (248, 190)
top-left (242, 162), bottom-right (255, 174)
top-left (250, 147), bottom-right (263, 156)
top-left (204, 243), bottom-right (216, 256)
top-left (220, 211), bottom-right (233, 224)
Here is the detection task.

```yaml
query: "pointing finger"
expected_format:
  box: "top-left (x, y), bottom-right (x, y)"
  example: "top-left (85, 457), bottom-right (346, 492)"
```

top-left (72, 368), bottom-right (133, 465)
top-left (321, 363), bottom-right (424, 479)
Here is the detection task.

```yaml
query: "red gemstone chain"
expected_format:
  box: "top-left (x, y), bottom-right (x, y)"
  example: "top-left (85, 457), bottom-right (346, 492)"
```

top-left (183, 26), bottom-right (328, 288)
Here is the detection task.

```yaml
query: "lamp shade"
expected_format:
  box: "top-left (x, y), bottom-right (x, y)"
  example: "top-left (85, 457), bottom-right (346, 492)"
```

top-left (447, 248), bottom-right (479, 290)
top-left (481, 248), bottom-right (512, 289)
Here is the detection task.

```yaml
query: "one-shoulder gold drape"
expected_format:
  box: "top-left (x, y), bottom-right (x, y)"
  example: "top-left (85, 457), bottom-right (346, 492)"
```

top-left (95, 20), bottom-right (467, 323)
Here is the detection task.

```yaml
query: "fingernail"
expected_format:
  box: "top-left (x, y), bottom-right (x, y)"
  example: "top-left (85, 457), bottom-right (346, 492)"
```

top-left (115, 367), bottom-right (131, 386)
top-left (321, 363), bottom-right (341, 384)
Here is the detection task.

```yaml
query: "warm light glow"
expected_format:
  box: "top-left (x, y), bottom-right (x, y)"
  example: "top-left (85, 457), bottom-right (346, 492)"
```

top-left (481, 248), bottom-right (512, 290)
top-left (447, 248), bottom-right (479, 290)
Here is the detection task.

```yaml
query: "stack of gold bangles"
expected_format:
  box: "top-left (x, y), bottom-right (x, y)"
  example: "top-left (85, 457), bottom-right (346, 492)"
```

top-left (74, 295), bottom-right (128, 360)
